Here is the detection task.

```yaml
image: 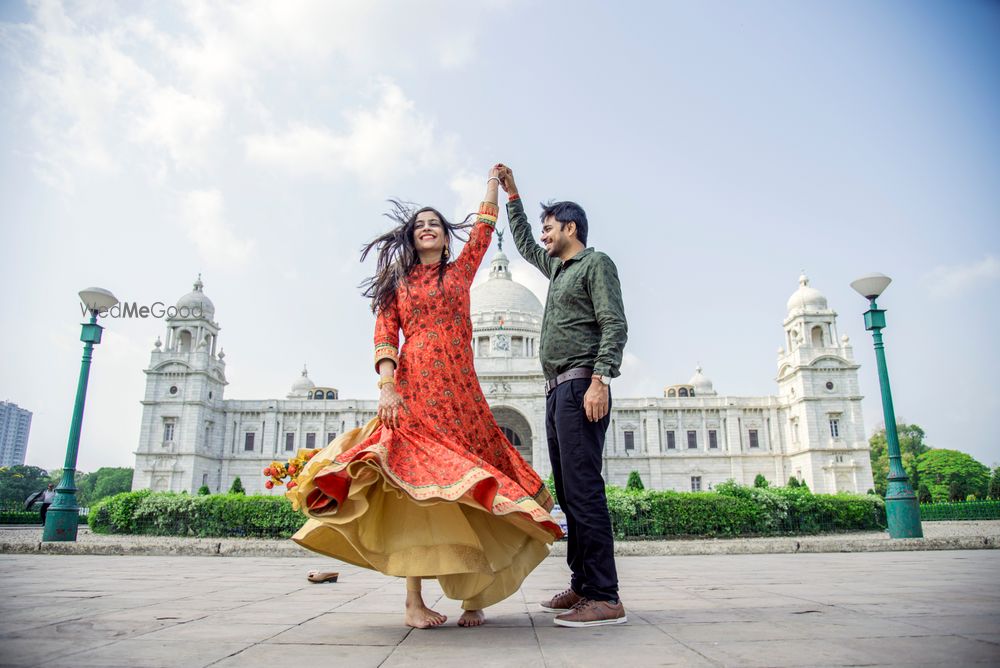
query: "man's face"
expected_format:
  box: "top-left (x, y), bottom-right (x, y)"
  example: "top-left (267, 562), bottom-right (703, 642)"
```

top-left (541, 216), bottom-right (575, 258)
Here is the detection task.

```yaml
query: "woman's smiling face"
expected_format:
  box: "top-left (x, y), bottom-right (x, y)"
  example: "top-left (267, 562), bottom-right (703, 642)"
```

top-left (413, 210), bottom-right (447, 256)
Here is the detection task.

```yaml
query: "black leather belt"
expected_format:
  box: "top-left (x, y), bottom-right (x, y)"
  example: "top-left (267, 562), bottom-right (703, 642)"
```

top-left (545, 367), bottom-right (593, 395)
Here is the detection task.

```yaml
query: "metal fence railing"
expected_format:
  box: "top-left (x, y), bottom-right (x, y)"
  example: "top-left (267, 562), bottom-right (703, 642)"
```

top-left (0, 502), bottom-right (89, 525)
top-left (920, 500), bottom-right (1000, 521)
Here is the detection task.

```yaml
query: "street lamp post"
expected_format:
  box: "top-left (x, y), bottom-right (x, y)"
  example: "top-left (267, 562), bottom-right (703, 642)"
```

top-left (850, 273), bottom-right (923, 539)
top-left (43, 287), bottom-right (118, 542)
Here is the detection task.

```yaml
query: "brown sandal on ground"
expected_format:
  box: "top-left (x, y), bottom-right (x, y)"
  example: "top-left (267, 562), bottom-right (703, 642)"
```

top-left (307, 571), bottom-right (339, 584)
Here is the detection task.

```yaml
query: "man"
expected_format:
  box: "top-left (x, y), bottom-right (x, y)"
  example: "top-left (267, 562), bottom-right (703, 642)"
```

top-left (498, 165), bottom-right (628, 628)
top-left (39, 483), bottom-right (55, 525)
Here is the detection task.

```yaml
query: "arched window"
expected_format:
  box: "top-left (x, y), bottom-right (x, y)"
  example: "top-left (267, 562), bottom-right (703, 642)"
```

top-left (178, 330), bottom-right (192, 352)
top-left (667, 389), bottom-right (676, 398)
top-left (678, 388), bottom-right (688, 397)
top-left (326, 390), bottom-right (336, 400)
top-left (811, 326), bottom-right (824, 347)
top-left (501, 427), bottom-right (522, 447)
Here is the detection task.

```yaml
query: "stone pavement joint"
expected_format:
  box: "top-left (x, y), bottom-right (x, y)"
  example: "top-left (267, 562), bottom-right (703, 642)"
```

top-left (1, 551), bottom-right (997, 667)
top-left (2, 520), bottom-right (998, 558)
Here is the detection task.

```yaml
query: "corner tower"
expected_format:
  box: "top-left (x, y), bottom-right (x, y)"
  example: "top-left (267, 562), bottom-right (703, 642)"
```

top-left (776, 274), bottom-right (872, 492)
top-left (133, 276), bottom-right (229, 492)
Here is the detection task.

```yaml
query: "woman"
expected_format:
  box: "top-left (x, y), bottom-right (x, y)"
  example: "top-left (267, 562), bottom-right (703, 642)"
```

top-left (284, 165), bottom-right (561, 629)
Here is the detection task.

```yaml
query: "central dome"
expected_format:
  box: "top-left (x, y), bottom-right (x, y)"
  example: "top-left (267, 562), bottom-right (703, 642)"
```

top-left (470, 252), bottom-right (544, 317)
top-left (688, 365), bottom-right (717, 396)
top-left (288, 364), bottom-right (315, 398)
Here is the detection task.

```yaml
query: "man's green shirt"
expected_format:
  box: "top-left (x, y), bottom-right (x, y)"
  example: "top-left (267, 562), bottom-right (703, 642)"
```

top-left (506, 198), bottom-right (628, 381)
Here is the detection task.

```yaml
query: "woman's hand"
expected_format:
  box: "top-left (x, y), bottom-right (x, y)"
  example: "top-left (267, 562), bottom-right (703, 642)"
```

top-left (378, 384), bottom-right (406, 430)
top-left (497, 164), bottom-right (518, 196)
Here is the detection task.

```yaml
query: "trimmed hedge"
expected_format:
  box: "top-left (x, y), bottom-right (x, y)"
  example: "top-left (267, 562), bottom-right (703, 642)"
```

top-left (920, 500), bottom-right (1000, 521)
top-left (606, 482), bottom-right (886, 539)
top-left (88, 482), bottom-right (887, 540)
top-left (88, 491), bottom-right (305, 538)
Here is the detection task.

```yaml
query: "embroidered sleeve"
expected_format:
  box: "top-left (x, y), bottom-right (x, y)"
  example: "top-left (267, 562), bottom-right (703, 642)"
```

top-left (452, 201), bottom-right (496, 283)
top-left (373, 296), bottom-right (401, 372)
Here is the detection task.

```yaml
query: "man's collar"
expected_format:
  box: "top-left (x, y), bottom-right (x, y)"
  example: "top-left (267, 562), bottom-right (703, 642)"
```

top-left (561, 247), bottom-right (594, 265)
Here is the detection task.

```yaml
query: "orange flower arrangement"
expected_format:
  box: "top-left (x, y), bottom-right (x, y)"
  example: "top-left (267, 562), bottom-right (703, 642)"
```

top-left (263, 448), bottom-right (319, 490)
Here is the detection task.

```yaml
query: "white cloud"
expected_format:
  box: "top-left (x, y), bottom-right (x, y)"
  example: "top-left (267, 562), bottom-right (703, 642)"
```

top-left (449, 170), bottom-right (489, 225)
top-left (244, 79), bottom-right (455, 189)
top-left (131, 86), bottom-right (223, 171)
top-left (179, 190), bottom-right (256, 269)
top-left (926, 256), bottom-right (1000, 299)
top-left (10, 1), bottom-right (229, 187)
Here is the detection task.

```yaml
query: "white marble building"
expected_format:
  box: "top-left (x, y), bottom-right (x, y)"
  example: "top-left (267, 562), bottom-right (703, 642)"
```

top-left (133, 260), bottom-right (874, 496)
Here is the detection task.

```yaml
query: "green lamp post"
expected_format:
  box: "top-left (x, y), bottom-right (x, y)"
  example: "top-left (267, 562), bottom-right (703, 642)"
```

top-left (850, 273), bottom-right (923, 538)
top-left (43, 287), bottom-right (119, 542)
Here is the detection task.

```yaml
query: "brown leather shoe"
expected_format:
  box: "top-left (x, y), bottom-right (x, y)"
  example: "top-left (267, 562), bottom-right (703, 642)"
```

top-left (554, 598), bottom-right (627, 627)
top-left (539, 587), bottom-right (583, 613)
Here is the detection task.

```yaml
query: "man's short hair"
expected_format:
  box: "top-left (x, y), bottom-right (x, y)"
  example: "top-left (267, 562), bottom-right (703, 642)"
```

top-left (540, 201), bottom-right (588, 245)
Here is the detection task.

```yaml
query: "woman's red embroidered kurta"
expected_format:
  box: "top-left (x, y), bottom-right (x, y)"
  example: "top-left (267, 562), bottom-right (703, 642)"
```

top-left (286, 215), bottom-right (560, 610)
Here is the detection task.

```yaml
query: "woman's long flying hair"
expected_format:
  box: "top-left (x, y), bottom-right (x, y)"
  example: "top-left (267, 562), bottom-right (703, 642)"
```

top-left (360, 200), bottom-right (473, 314)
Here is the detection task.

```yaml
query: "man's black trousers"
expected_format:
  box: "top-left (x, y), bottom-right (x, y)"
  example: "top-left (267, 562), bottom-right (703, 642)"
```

top-left (545, 377), bottom-right (619, 602)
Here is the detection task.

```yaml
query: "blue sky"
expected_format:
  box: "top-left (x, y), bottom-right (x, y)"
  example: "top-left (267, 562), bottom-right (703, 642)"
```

top-left (1, 0), bottom-right (997, 472)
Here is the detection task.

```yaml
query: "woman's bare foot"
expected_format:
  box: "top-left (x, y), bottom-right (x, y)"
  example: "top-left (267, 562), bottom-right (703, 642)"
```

top-left (404, 600), bottom-right (447, 629)
top-left (458, 609), bottom-right (486, 627)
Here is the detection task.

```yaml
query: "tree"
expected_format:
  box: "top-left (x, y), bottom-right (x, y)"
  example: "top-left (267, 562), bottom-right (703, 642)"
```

top-left (87, 468), bottom-right (133, 506)
top-left (0, 466), bottom-right (51, 505)
top-left (868, 423), bottom-right (930, 496)
top-left (229, 477), bottom-right (246, 494)
top-left (787, 477), bottom-right (800, 488)
top-left (753, 474), bottom-right (769, 489)
top-left (917, 449), bottom-right (990, 503)
top-left (197, 485), bottom-right (211, 496)
top-left (917, 483), bottom-right (932, 504)
top-left (626, 471), bottom-right (644, 491)
top-left (989, 467), bottom-right (1000, 500)
top-left (48, 467), bottom-right (133, 507)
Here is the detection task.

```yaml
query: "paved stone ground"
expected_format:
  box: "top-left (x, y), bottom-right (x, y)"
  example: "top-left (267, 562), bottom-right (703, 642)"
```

top-left (1, 551), bottom-right (998, 667)
top-left (3, 521), bottom-right (998, 558)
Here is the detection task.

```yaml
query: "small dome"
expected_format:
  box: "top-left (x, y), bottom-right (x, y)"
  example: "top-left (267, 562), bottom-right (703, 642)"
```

top-left (289, 364), bottom-right (315, 397)
top-left (786, 274), bottom-right (828, 313)
top-left (176, 274), bottom-right (215, 319)
top-left (688, 365), bottom-right (716, 396)
top-left (471, 253), bottom-right (544, 317)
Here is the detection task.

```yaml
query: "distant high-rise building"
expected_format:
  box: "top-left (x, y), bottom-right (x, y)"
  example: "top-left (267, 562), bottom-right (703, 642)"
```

top-left (0, 401), bottom-right (33, 467)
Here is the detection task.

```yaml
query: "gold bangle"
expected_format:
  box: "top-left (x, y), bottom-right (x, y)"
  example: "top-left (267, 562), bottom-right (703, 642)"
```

top-left (378, 378), bottom-right (396, 390)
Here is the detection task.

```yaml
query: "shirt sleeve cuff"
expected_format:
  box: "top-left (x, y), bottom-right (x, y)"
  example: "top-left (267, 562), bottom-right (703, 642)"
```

top-left (506, 197), bottom-right (525, 213)
top-left (507, 192), bottom-right (520, 201)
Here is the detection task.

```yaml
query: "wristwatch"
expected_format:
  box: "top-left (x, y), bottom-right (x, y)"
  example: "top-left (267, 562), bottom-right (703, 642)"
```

top-left (593, 374), bottom-right (611, 386)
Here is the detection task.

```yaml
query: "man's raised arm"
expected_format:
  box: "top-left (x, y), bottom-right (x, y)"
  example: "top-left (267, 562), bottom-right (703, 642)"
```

top-left (499, 165), bottom-right (554, 277)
